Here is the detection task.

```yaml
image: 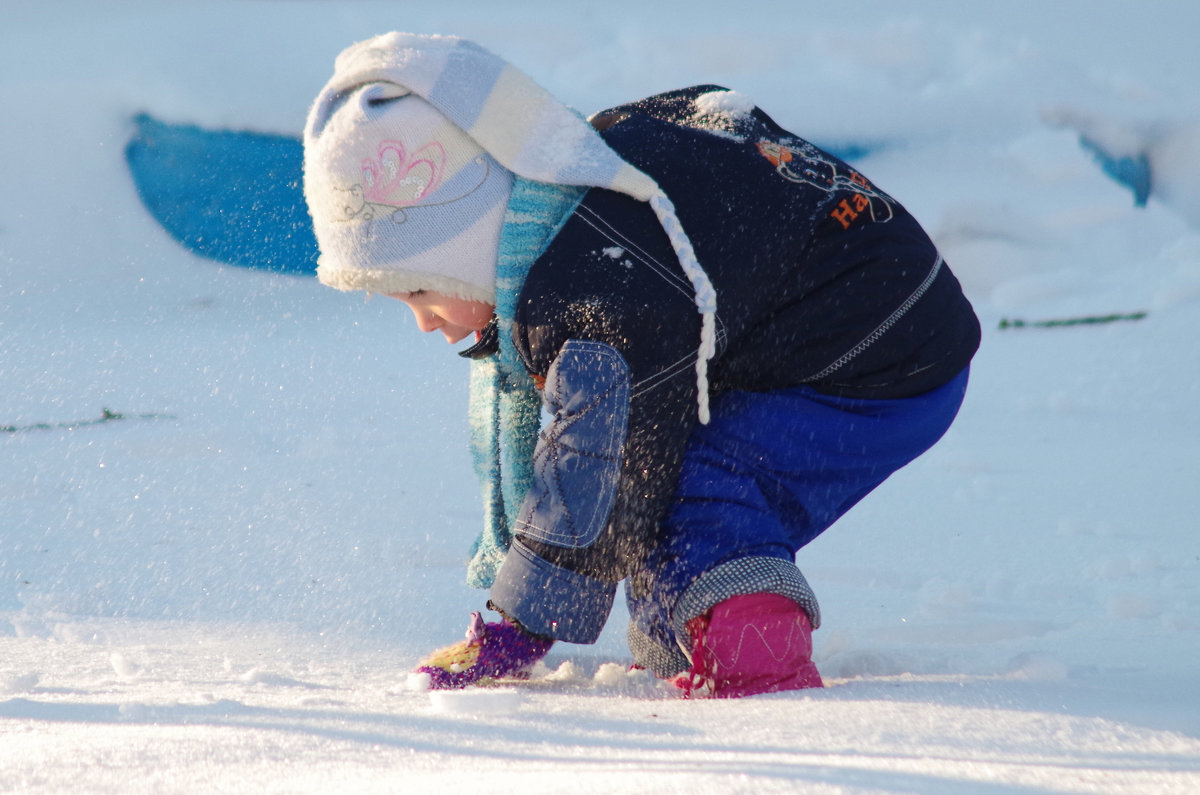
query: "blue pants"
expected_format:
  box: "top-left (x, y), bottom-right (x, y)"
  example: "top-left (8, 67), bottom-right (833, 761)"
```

top-left (625, 368), bottom-right (969, 673)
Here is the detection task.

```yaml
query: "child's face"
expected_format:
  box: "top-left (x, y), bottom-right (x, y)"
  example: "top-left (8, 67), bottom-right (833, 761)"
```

top-left (385, 290), bottom-right (495, 344)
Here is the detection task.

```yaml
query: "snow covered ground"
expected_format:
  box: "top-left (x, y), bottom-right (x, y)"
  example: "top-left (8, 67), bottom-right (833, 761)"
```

top-left (3, 1), bottom-right (1199, 792)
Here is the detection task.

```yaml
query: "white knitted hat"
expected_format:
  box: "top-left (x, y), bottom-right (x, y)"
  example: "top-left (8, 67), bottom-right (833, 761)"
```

top-left (304, 80), bottom-right (513, 303)
top-left (303, 33), bottom-right (718, 421)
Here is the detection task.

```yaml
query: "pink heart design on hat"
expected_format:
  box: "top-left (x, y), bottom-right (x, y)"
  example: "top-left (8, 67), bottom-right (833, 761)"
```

top-left (361, 140), bottom-right (446, 207)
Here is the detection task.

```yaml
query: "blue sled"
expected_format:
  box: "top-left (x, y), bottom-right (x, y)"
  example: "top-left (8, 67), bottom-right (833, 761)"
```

top-left (125, 113), bottom-right (318, 275)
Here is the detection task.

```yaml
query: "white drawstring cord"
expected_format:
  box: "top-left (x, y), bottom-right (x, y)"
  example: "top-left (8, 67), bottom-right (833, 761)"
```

top-left (649, 192), bottom-right (718, 424)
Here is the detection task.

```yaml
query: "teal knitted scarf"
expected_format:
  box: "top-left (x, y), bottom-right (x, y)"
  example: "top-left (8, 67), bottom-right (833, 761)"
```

top-left (465, 177), bottom-right (584, 588)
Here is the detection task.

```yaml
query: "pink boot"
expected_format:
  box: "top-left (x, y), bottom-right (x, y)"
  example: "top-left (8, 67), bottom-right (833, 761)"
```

top-left (675, 593), bottom-right (823, 698)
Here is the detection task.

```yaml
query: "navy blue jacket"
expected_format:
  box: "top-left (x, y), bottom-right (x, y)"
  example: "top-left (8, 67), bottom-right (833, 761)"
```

top-left (488, 87), bottom-right (980, 642)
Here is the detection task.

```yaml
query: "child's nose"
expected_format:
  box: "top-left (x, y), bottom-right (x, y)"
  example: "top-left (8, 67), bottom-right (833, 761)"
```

top-left (411, 308), bottom-right (442, 333)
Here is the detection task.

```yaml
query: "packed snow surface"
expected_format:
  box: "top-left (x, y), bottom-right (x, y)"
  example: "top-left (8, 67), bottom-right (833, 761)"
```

top-left (2, 1), bottom-right (1199, 792)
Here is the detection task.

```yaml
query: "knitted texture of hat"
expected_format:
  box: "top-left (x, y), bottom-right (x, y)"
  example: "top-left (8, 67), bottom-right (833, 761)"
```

top-left (305, 32), bottom-right (718, 422)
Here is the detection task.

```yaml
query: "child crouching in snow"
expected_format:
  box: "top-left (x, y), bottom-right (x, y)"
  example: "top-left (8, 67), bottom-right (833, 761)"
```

top-left (302, 33), bottom-right (980, 698)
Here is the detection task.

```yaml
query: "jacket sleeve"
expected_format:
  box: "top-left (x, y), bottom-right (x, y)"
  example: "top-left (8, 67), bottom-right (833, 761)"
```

top-left (488, 192), bottom-right (707, 643)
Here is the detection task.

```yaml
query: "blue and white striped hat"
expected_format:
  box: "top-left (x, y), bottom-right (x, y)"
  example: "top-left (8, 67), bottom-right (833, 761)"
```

top-left (304, 33), bottom-right (718, 421)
